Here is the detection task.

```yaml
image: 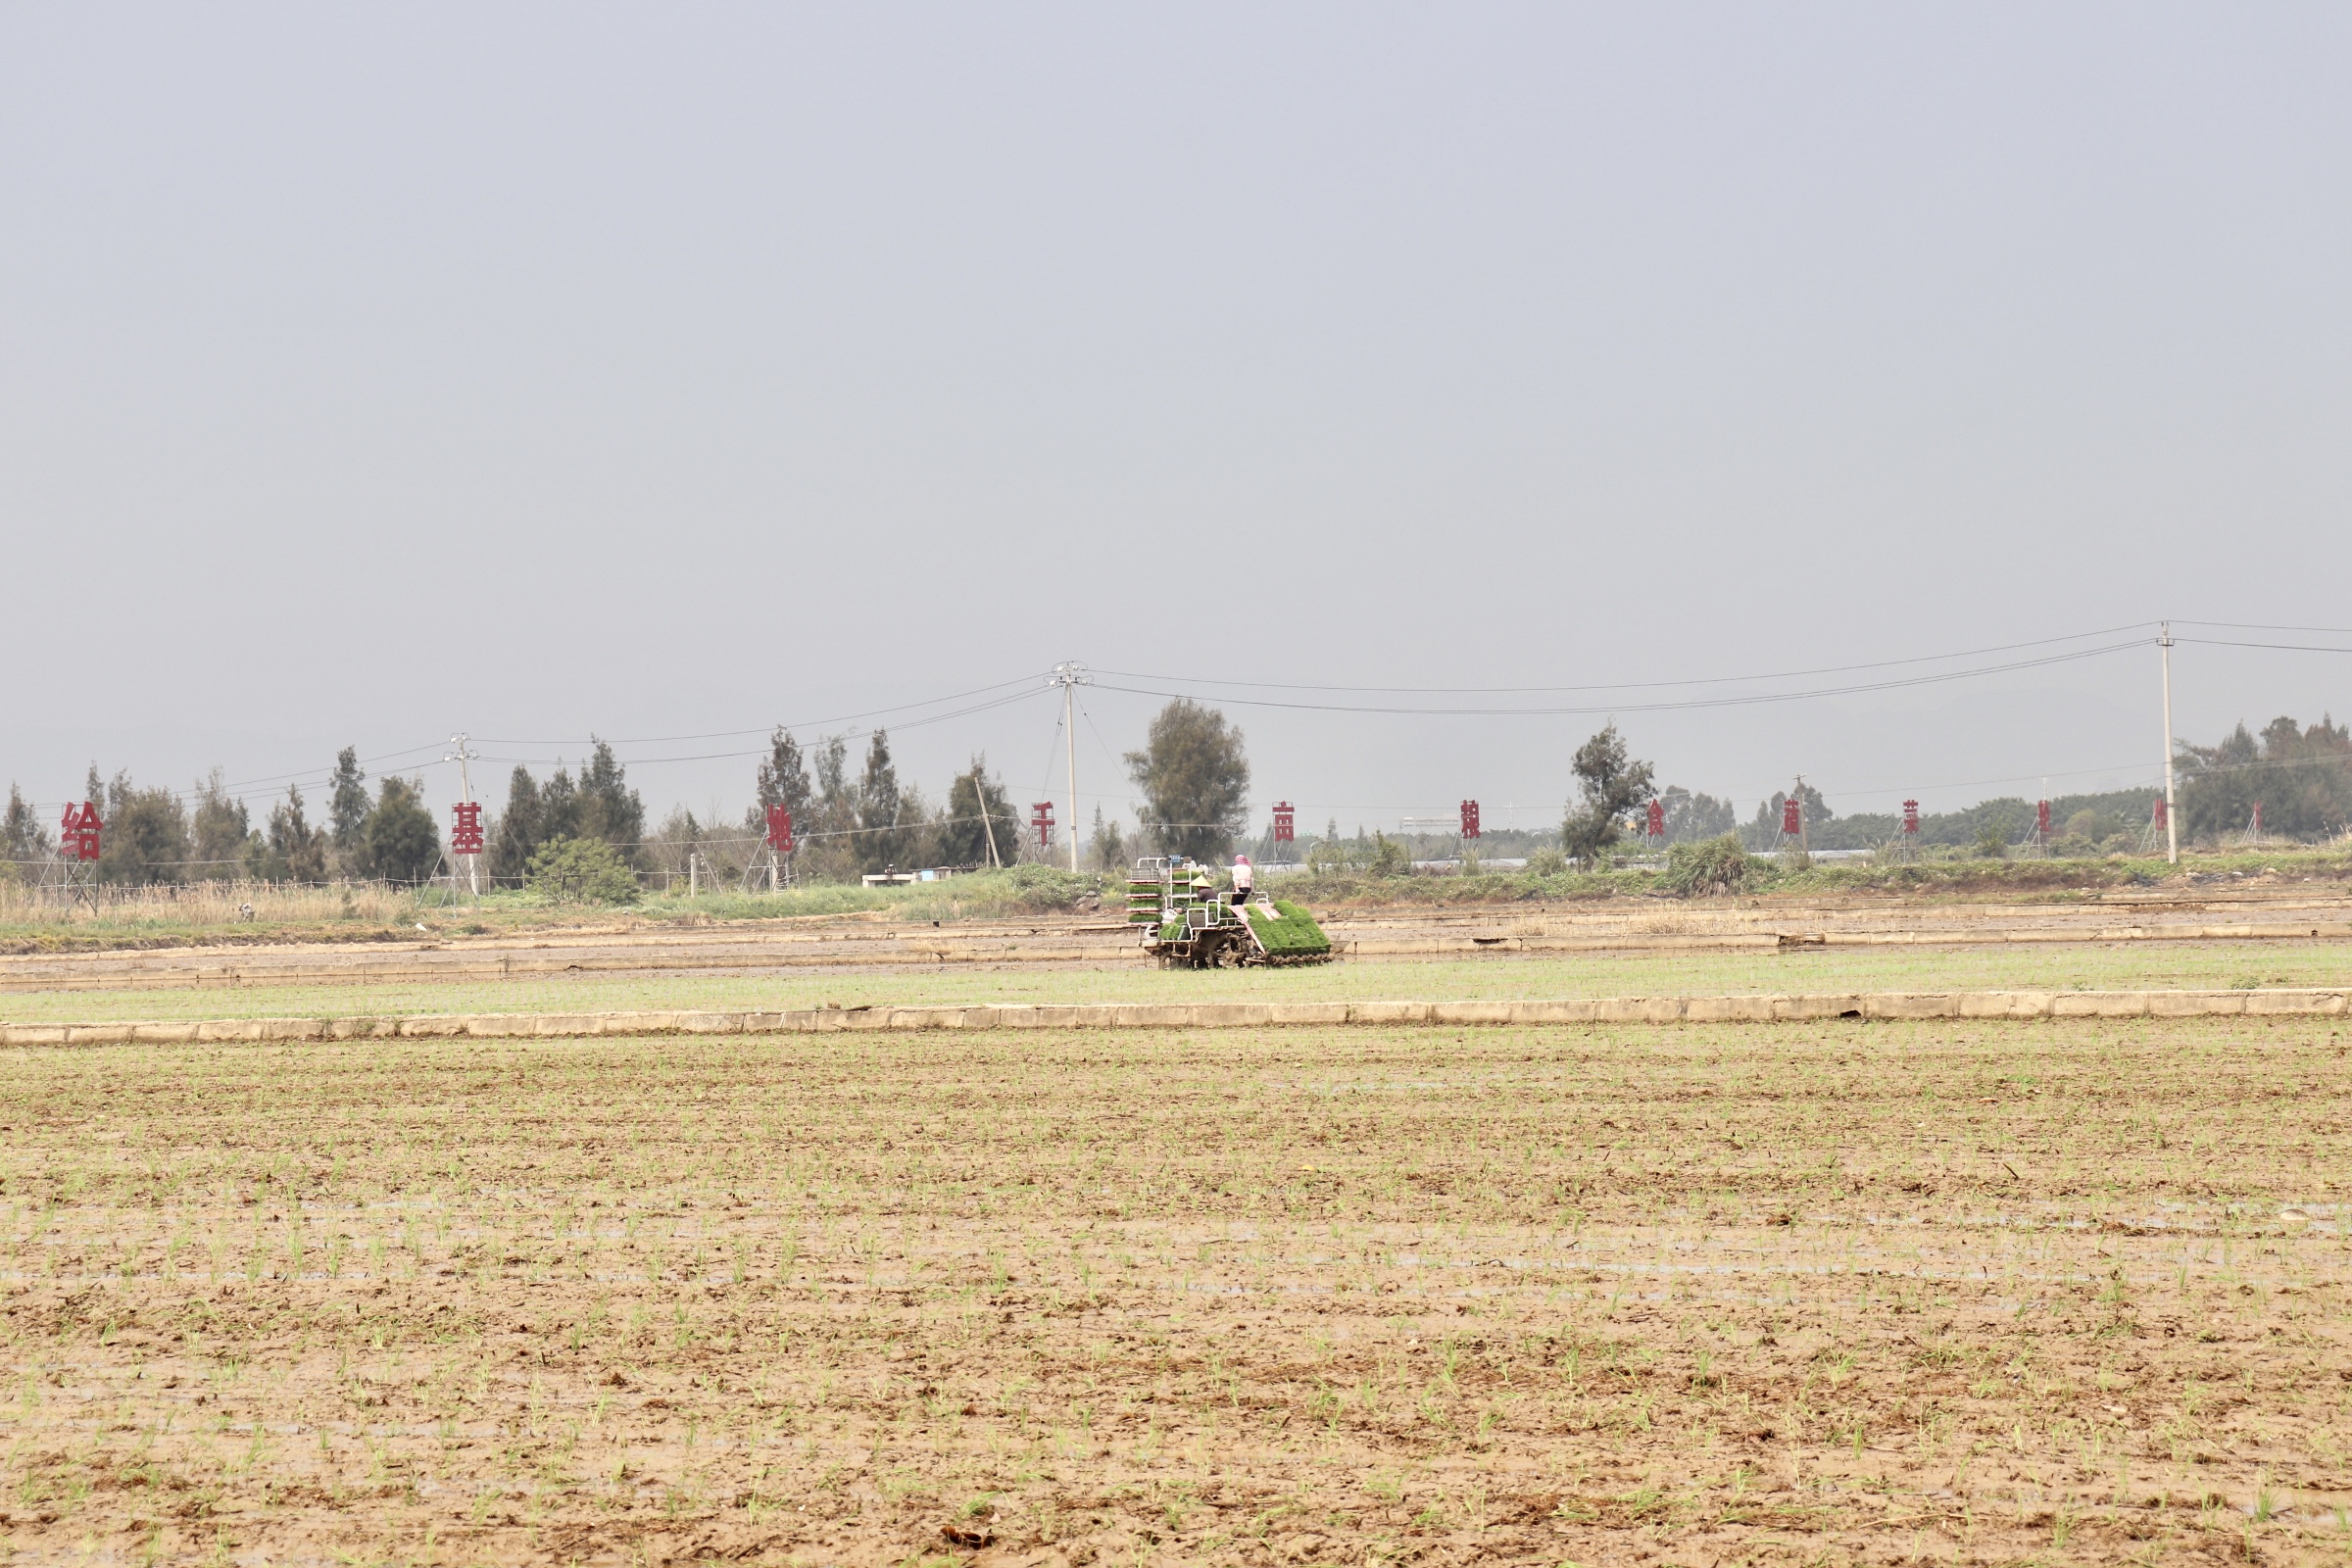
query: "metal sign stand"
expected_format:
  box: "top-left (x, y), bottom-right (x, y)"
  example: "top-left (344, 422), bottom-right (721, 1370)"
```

top-left (445, 734), bottom-right (483, 901)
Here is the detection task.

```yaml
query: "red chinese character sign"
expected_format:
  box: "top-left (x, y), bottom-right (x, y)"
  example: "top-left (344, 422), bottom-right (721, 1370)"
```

top-left (764, 805), bottom-right (795, 855)
top-left (1272, 802), bottom-right (1295, 844)
top-left (60, 802), bottom-right (100, 862)
top-left (1031, 802), bottom-right (1054, 850)
top-left (1781, 798), bottom-right (1802, 837)
top-left (1459, 800), bottom-right (1480, 839)
top-left (2152, 799), bottom-right (2168, 830)
top-left (1645, 799), bottom-right (1665, 840)
top-left (450, 801), bottom-right (485, 857)
top-left (1901, 800), bottom-right (1920, 835)
top-left (2035, 800), bottom-right (2052, 838)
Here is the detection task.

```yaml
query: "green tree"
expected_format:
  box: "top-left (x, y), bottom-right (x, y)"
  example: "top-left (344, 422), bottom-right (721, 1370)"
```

top-left (527, 836), bottom-right (640, 904)
top-left (488, 767), bottom-right (543, 886)
top-left (96, 771), bottom-right (190, 885)
top-left (857, 730), bottom-right (908, 873)
top-left (1658, 785), bottom-right (1737, 843)
top-left (743, 727), bottom-right (817, 875)
top-left (266, 784), bottom-right (328, 882)
top-left (2179, 715), bottom-right (2352, 841)
top-left (3, 784), bottom-right (52, 864)
top-left (1745, 781), bottom-right (1832, 850)
top-left (814, 734), bottom-right (852, 816)
top-left (1125, 699), bottom-right (1250, 861)
top-left (784, 734), bottom-right (856, 881)
top-left (327, 747), bottom-right (370, 872)
top-left (366, 777), bottom-right (440, 883)
top-left (576, 739), bottom-right (646, 861)
top-left (188, 768), bottom-right (252, 881)
top-left (754, 728), bottom-right (814, 825)
top-left (539, 765), bottom-right (580, 843)
top-left (645, 806), bottom-right (742, 888)
top-left (940, 754), bottom-right (1015, 868)
top-left (1561, 723), bottom-right (1655, 864)
top-left (1090, 805), bottom-right (1127, 871)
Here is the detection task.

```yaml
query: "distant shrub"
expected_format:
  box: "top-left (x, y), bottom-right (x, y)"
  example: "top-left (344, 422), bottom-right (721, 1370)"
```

top-left (1366, 832), bottom-right (1408, 877)
top-left (2066, 808), bottom-right (2118, 842)
top-left (1525, 847), bottom-right (1568, 877)
top-left (527, 836), bottom-right (641, 905)
top-left (1660, 834), bottom-right (1764, 898)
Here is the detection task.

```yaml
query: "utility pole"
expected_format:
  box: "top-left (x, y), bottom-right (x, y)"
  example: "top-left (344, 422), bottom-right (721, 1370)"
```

top-left (445, 733), bottom-right (481, 897)
top-left (1049, 662), bottom-right (1090, 871)
top-left (2160, 621), bottom-right (2179, 864)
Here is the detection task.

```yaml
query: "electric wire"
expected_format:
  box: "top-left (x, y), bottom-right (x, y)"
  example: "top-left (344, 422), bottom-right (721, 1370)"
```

top-left (2175, 637), bottom-right (2352, 656)
top-left (2174, 620), bottom-right (2352, 637)
top-left (470, 689), bottom-right (1049, 771)
top-left (469, 673), bottom-right (1048, 748)
top-left (1094, 641), bottom-right (2147, 717)
top-left (1097, 622), bottom-right (2156, 696)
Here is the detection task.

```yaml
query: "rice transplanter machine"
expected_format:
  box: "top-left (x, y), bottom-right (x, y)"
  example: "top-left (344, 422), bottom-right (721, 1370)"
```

top-left (1125, 856), bottom-right (1333, 967)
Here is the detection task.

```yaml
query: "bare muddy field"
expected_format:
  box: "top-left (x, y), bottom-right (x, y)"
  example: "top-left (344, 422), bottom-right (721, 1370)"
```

top-left (2, 1017), bottom-right (2347, 1564)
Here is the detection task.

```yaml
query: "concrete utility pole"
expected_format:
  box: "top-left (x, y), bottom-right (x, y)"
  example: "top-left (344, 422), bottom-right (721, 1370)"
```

top-left (2160, 622), bottom-right (2179, 864)
top-left (445, 733), bottom-right (480, 897)
top-left (1050, 662), bottom-right (1090, 871)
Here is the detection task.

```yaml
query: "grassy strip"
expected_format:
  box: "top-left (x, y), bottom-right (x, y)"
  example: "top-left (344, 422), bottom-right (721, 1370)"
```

top-left (9, 940), bottom-right (2349, 1023)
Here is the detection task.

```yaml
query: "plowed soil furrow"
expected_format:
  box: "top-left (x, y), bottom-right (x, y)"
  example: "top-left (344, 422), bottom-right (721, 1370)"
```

top-left (1, 1019), bottom-right (2345, 1565)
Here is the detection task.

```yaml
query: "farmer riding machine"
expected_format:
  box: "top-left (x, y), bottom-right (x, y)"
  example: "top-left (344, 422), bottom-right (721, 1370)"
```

top-left (1124, 856), bottom-right (1333, 967)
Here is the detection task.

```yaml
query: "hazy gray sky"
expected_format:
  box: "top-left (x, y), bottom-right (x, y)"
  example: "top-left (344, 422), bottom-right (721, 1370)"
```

top-left (4, 5), bottom-right (2348, 837)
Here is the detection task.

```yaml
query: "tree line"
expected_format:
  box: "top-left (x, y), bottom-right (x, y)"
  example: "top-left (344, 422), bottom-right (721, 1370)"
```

top-left (0, 700), bottom-right (1257, 891)
top-left (0, 752), bottom-right (439, 885)
top-left (8, 706), bottom-right (2341, 889)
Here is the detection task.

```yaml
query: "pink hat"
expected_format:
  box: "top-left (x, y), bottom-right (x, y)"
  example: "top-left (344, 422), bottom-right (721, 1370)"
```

top-left (1234, 855), bottom-right (1251, 865)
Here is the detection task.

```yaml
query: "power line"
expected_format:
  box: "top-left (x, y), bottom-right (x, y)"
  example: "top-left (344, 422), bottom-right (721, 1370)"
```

top-left (1094, 640), bottom-right (2148, 717)
top-left (1097, 622), bottom-right (2155, 697)
top-left (465, 690), bottom-right (1050, 771)
top-left (470, 674), bottom-right (1049, 747)
top-left (2174, 636), bottom-right (2352, 656)
top-left (2175, 619), bottom-right (2352, 637)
